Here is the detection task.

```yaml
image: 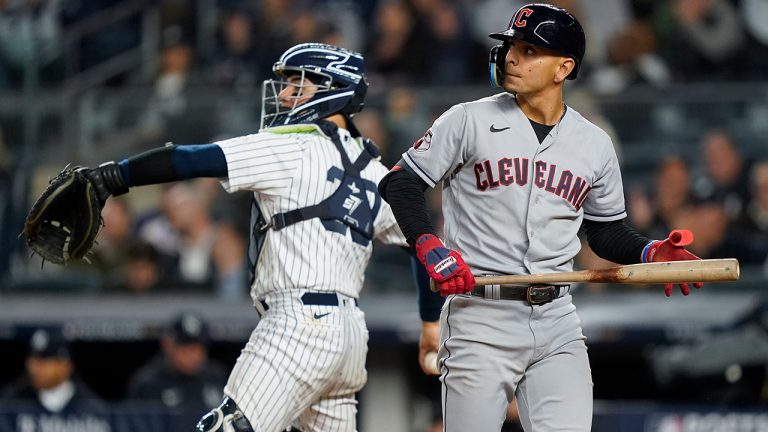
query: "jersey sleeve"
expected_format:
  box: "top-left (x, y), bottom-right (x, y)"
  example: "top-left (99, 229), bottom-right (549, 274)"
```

top-left (216, 132), bottom-right (304, 194)
top-left (401, 104), bottom-right (468, 188)
top-left (582, 139), bottom-right (628, 222)
top-left (370, 161), bottom-right (408, 247)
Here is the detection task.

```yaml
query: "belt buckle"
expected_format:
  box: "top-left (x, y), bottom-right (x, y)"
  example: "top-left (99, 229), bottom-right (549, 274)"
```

top-left (526, 285), bottom-right (554, 305)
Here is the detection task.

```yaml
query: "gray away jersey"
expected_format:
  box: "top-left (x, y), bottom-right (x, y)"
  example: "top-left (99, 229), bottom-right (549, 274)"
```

top-left (217, 124), bottom-right (406, 301)
top-left (403, 92), bottom-right (626, 276)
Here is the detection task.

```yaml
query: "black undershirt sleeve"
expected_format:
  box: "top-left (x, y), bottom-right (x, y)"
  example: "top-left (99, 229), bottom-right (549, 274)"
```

top-left (378, 162), bottom-right (445, 321)
top-left (377, 164), bottom-right (436, 247)
top-left (582, 219), bottom-right (651, 264)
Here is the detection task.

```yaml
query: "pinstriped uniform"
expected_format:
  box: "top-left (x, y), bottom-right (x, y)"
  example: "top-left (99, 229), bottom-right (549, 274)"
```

top-left (403, 94), bottom-right (625, 431)
top-left (215, 124), bottom-right (406, 432)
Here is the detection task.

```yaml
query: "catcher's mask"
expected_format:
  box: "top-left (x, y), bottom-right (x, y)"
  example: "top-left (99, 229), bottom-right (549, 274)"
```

top-left (488, 3), bottom-right (585, 87)
top-left (260, 43), bottom-right (368, 129)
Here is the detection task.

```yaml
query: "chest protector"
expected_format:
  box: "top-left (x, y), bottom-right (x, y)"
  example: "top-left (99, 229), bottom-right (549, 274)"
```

top-left (246, 120), bottom-right (381, 284)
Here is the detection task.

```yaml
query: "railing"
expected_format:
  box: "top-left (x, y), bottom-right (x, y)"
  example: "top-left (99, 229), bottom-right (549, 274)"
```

top-left (8, 0), bottom-right (160, 165)
top-left (2, 81), bottom-right (767, 167)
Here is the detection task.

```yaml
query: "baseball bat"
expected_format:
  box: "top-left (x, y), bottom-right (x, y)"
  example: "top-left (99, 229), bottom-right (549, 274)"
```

top-left (430, 259), bottom-right (739, 292)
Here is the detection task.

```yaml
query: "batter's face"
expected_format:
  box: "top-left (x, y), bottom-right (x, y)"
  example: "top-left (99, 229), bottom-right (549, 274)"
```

top-left (501, 40), bottom-right (574, 96)
top-left (278, 74), bottom-right (319, 109)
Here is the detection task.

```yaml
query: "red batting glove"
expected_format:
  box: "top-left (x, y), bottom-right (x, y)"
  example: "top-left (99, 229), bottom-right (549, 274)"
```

top-left (642, 229), bottom-right (704, 296)
top-left (414, 234), bottom-right (475, 296)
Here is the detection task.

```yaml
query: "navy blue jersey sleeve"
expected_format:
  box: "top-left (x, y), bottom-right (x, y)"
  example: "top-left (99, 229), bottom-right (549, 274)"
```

top-left (117, 144), bottom-right (228, 187)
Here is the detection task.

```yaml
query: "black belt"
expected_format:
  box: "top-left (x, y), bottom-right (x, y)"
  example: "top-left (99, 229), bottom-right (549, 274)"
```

top-left (260, 292), bottom-right (358, 311)
top-left (470, 284), bottom-right (569, 305)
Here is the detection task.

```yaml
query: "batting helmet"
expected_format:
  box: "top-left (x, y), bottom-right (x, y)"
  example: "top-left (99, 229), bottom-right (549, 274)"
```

top-left (261, 43), bottom-right (368, 129)
top-left (488, 3), bottom-right (585, 86)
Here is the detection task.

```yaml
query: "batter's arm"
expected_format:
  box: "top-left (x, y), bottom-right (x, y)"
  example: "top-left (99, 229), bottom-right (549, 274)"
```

top-left (584, 220), bottom-right (707, 295)
top-left (582, 219), bottom-right (649, 264)
top-left (377, 162), bottom-right (436, 247)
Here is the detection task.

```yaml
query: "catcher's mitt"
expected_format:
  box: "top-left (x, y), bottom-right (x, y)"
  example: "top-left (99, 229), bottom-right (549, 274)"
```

top-left (24, 166), bottom-right (104, 265)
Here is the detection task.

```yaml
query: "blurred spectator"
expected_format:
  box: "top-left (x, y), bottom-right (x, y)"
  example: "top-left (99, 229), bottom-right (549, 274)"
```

top-left (60, 0), bottom-right (141, 78)
top-left (353, 109), bottom-right (391, 163)
top-left (208, 8), bottom-right (261, 90)
top-left (138, 180), bottom-right (247, 299)
top-left (629, 156), bottom-right (694, 239)
top-left (0, 0), bottom-right (64, 87)
top-left (652, 0), bottom-right (746, 81)
top-left (672, 203), bottom-right (768, 264)
top-left (587, 19), bottom-right (671, 94)
top-left (114, 240), bottom-right (166, 294)
top-left (692, 130), bottom-right (752, 222)
top-left (89, 196), bottom-right (134, 272)
top-left (739, 160), bottom-right (768, 238)
top-left (250, 0), bottom-right (298, 78)
top-left (0, 129), bottom-right (23, 282)
top-left (366, 0), bottom-right (424, 83)
top-left (417, 0), bottom-right (486, 84)
top-left (136, 184), bottom-right (184, 260)
top-left (288, 8), bottom-right (336, 46)
top-left (626, 182), bottom-right (655, 233)
top-left (384, 86), bottom-right (432, 165)
top-left (0, 328), bottom-right (106, 414)
top-left (126, 312), bottom-right (227, 431)
top-left (317, 0), bottom-right (366, 52)
top-left (137, 29), bottom-right (215, 147)
top-left (739, 0), bottom-right (768, 79)
top-left (574, 0), bottom-right (632, 68)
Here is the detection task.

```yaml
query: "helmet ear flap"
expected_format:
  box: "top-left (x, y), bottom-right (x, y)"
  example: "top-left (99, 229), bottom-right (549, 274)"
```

top-left (488, 44), bottom-right (507, 87)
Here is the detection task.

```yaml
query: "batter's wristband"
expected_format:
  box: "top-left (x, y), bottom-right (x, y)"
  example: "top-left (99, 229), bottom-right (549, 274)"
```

top-left (641, 240), bottom-right (661, 263)
top-left (415, 234), bottom-right (443, 260)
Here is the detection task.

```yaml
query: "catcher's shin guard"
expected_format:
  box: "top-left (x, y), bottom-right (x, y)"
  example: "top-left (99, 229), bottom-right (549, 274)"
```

top-left (196, 397), bottom-right (254, 432)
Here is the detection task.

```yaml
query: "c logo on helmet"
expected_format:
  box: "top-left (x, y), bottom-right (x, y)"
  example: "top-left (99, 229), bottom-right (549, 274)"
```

top-left (514, 8), bottom-right (533, 27)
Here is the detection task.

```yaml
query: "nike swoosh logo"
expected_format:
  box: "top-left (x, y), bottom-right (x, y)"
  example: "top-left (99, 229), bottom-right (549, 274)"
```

top-left (313, 312), bottom-right (332, 319)
top-left (490, 124), bottom-right (510, 133)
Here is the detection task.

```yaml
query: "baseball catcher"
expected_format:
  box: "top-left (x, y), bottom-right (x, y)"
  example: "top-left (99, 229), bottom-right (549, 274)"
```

top-left (22, 42), bottom-right (418, 432)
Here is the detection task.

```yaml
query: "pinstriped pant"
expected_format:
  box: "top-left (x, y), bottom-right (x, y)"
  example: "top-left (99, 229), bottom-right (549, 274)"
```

top-left (225, 291), bottom-right (368, 432)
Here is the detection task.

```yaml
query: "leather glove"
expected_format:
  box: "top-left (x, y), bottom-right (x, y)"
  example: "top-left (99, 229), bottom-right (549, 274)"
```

top-left (643, 229), bottom-right (703, 296)
top-left (414, 234), bottom-right (475, 296)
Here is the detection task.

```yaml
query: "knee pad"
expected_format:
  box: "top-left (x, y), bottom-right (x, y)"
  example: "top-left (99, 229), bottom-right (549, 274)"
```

top-left (196, 397), bottom-right (254, 432)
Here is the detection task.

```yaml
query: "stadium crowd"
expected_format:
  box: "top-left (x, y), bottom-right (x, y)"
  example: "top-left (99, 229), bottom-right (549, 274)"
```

top-left (0, 0), bottom-right (766, 295)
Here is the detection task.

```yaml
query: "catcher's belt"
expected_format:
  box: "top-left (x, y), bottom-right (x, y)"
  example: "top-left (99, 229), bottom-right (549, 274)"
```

top-left (258, 292), bottom-right (359, 312)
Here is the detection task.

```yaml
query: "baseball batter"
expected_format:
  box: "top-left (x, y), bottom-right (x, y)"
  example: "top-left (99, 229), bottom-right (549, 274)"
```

top-left (379, 4), bottom-right (705, 431)
top-left (74, 43), bottom-right (408, 431)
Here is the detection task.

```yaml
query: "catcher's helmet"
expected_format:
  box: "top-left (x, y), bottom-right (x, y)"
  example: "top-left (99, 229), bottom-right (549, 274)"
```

top-left (488, 3), bottom-right (585, 86)
top-left (261, 43), bottom-right (368, 129)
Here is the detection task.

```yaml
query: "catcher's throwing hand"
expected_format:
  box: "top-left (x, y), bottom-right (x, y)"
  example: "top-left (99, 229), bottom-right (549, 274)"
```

top-left (414, 234), bottom-right (475, 296)
top-left (643, 229), bottom-right (704, 296)
top-left (24, 162), bottom-right (128, 265)
top-left (419, 320), bottom-right (440, 375)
